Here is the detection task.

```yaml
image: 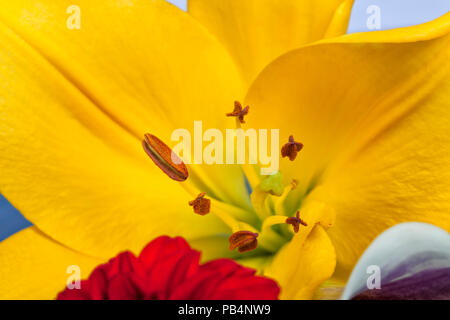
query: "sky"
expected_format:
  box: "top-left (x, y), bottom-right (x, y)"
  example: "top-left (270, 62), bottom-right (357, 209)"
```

top-left (0, 0), bottom-right (449, 241)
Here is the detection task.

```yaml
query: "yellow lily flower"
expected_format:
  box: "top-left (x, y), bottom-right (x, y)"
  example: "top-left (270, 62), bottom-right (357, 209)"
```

top-left (0, 0), bottom-right (449, 300)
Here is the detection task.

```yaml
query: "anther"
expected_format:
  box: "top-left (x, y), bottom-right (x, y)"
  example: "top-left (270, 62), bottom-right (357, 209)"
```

top-left (285, 211), bottom-right (307, 233)
top-left (229, 231), bottom-right (258, 253)
top-left (281, 135), bottom-right (303, 161)
top-left (226, 101), bottom-right (249, 124)
top-left (142, 133), bottom-right (189, 181)
top-left (291, 179), bottom-right (298, 190)
top-left (188, 192), bottom-right (211, 215)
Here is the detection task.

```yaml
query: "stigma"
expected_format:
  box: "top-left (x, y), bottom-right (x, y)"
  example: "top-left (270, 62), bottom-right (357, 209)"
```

top-left (286, 211), bottom-right (307, 233)
top-left (188, 192), bottom-right (211, 215)
top-left (281, 135), bottom-right (303, 161)
top-left (226, 101), bottom-right (249, 124)
top-left (229, 231), bottom-right (259, 253)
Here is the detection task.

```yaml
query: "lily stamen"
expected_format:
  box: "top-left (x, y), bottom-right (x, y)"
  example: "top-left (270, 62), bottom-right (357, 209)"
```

top-left (226, 101), bottom-right (249, 124)
top-left (274, 179), bottom-right (298, 216)
top-left (229, 231), bottom-right (259, 253)
top-left (286, 211), bottom-right (308, 233)
top-left (188, 192), bottom-right (211, 215)
top-left (281, 135), bottom-right (303, 161)
top-left (142, 133), bottom-right (189, 181)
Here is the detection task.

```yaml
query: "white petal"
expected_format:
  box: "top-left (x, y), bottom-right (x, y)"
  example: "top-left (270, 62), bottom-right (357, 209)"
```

top-left (341, 222), bottom-right (450, 299)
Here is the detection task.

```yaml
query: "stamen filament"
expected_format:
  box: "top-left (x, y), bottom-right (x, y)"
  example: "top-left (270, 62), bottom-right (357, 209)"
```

top-left (212, 199), bottom-right (259, 227)
top-left (258, 228), bottom-right (287, 253)
top-left (261, 215), bottom-right (289, 230)
top-left (251, 188), bottom-right (272, 221)
top-left (209, 206), bottom-right (242, 232)
top-left (274, 180), bottom-right (298, 216)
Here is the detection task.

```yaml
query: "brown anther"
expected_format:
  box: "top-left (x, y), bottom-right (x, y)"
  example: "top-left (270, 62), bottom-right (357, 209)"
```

top-left (290, 179), bottom-right (298, 190)
top-left (281, 135), bottom-right (303, 161)
top-left (229, 231), bottom-right (258, 253)
top-left (226, 101), bottom-right (249, 124)
top-left (188, 192), bottom-right (211, 215)
top-left (142, 133), bottom-right (189, 181)
top-left (285, 211), bottom-right (308, 233)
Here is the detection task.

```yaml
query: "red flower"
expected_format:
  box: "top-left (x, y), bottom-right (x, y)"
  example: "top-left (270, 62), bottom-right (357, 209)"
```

top-left (57, 236), bottom-right (280, 300)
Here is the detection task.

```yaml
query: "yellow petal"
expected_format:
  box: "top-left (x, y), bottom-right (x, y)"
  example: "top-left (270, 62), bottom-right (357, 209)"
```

top-left (265, 225), bottom-right (336, 299)
top-left (0, 227), bottom-right (102, 299)
top-left (245, 13), bottom-right (450, 275)
top-left (322, 60), bottom-right (450, 276)
top-left (189, 0), bottom-right (352, 85)
top-left (324, 0), bottom-right (355, 38)
top-left (0, 0), bottom-right (243, 258)
top-left (0, 0), bottom-right (251, 212)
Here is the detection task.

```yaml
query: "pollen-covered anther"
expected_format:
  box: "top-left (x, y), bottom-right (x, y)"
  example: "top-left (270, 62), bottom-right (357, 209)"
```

top-left (226, 101), bottom-right (249, 124)
top-left (290, 179), bottom-right (298, 190)
top-left (142, 133), bottom-right (189, 181)
top-left (286, 211), bottom-right (308, 233)
top-left (188, 192), bottom-right (211, 215)
top-left (281, 135), bottom-right (303, 161)
top-left (229, 231), bottom-right (259, 253)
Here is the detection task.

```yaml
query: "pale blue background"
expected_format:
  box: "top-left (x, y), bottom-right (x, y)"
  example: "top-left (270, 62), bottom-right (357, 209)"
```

top-left (347, 0), bottom-right (450, 33)
top-left (0, 0), bottom-right (448, 241)
top-left (167, 0), bottom-right (187, 11)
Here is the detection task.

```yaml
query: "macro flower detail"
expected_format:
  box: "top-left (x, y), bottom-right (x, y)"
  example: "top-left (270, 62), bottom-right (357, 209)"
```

top-left (188, 193), bottom-right (211, 215)
top-left (142, 133), bottom-right (189, 182)
top-left (286, 211), bottom-right (308, 234)
top-left (281, 135), bottom-right (304, 161)
top-left (229, 231), bottom-right (259, 253)
top-left (0, 0), bottom-right (448, 301)
top-left (226, 101), bottom-right (249, 124)
top-left (57, 236), bottom-right (280, 300)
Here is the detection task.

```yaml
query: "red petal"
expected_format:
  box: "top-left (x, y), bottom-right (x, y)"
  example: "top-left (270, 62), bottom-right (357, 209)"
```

top-left (56, 280), bottom-right (90, 300)
top-left (106, 251), bottom-right (145, 278)
top-left (211, 276), bottom-right (280, 300)
top-left (57, 236), bottom-right (280, 300)
top-left (201, 259), bottom-right (256, 278)
top-left (147, 248), bottom-right (200, 299)
top-left (139, 236), bottom-right (191, 271)
top-left (199, 260), bottom-right (279, 300)
top-left (103, 252), bottom-right (149, 298)
top-left (169, 259), bottom-right (279, 300)
top-left (107, 274), bottom-right (142, 300)
top-left (86, 265), bottom-right (109, 299)
top-left (168, 270), bottom-right (216, 300)
top-left (166, 250), bottom-right (200, 293)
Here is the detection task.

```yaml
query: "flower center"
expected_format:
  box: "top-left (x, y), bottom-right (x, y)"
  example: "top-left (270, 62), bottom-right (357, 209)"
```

top-left (142, 103), bottom-right (311, 257)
